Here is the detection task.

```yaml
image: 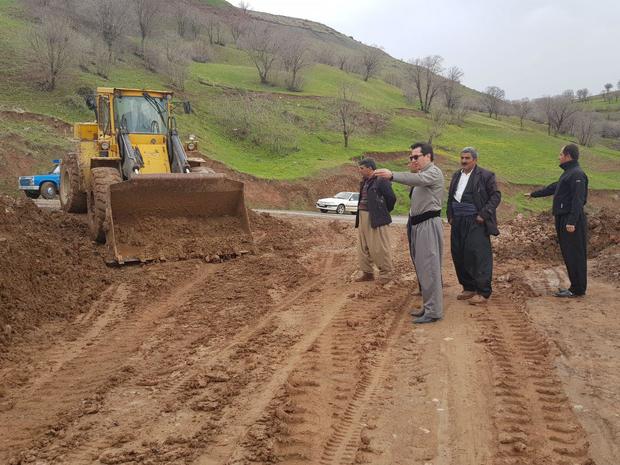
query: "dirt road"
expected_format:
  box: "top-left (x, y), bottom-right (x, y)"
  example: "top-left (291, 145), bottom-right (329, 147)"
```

top-left (1, 201), bottom-right (617, 465)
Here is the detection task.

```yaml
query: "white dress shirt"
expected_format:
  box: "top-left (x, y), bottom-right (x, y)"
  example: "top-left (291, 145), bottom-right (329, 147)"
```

top-left (454, 170), bottom-right (472, 202)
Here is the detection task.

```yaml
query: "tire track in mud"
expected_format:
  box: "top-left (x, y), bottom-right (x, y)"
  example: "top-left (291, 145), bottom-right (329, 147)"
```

top-left (43, 250), bottom-right (347, 464)
top-left (233, 286), bottom-right (413, 465)
top-left (317, 294), bottom-right (409, 465)
top-left (0, 265), bottom-right (217, 463)
top-left (474, 300), bottom-right (593, 465)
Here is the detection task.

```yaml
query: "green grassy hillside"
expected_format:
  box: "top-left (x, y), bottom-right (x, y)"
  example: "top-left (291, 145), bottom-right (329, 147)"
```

top-left (0, 0), bottom-right (618, 213)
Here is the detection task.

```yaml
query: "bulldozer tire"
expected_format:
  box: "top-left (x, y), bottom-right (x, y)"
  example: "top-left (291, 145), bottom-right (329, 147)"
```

top-left (60, 153), bottom-right (87, 213)
top-left (87, 167), bottom-right (122, 243)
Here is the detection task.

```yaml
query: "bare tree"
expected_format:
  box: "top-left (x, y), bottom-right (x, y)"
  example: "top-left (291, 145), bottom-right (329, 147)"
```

top-left (513, 98), bottom-right (532, 129)
top-left (334, 83), bottom-right (358, 148)
top-left (206, 16), bottom-right (224, 45)
top-left (604, 83), bottom-right (613, 102)
top-left (279, 36), bottom-right (309, 91)
top-left (29, 16), bottom-right (75, 90)
top-left (175, 8), bottom-right (189, 37)
top-left (576, 88), bottom-right (589, 102)
top-left (359, 46), bottom-right (383, 82)
top-left (425, 105), bottom-right (449, 144)
top-left (242, 24), bottom-right (279, 84)
top-left (337, 54), bottom-right (349, 72)
top-left (441, 66), bottom-right (463, 111)
top-left (229, 15), bottom-right (248, 45)
top-left (482, 86), bottom-right (505, 119)
top-left (313, 46), bottom-right (335, 66)
top-left (572, 112), bottom-right (597, 147)
top-left (406, 55), bottom-right (444, 113)
top-left (238, 1), bottom-right (251, 13)
top-left (537, 95), bottom-right (578, 136)
top-left (93, 0), bottom-right (127, 65)
top-left (132, 0), bottom-right (160, 59)
top-left (162, 38), bottom-right (190, 90)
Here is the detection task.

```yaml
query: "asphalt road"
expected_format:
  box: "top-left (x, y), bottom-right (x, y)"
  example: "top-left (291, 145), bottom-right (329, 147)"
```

top-left (34, 200), bottom-right (409, 224)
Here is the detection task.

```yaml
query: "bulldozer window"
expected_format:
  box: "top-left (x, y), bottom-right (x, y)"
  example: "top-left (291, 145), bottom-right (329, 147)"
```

top-left (98, 96), bottom-right (111, 135)
top-left (114, 96), bottom-right (167, 135)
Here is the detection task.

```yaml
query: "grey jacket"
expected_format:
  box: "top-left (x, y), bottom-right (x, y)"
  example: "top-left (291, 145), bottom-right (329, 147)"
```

top-left (392, 163), bottom-right (444, 216)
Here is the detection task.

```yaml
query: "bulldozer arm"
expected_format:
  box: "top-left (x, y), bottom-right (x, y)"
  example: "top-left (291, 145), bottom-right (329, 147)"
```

top-left (105, 173), bottom-right (253, 264)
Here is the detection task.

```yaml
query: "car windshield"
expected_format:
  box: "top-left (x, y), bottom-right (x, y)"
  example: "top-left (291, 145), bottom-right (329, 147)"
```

top-left (114, 95), bottom-right (168, 134)
top-left (334, 192), bottom-right (350, 199)
top-left (51, 165), bottom-right (60, 174)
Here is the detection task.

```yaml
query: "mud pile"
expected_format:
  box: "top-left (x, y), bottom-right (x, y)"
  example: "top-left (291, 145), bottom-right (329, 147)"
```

top-left (495, 208), bottom-right (620, 263)
top-left (0, 196), bottom-right (111, 352)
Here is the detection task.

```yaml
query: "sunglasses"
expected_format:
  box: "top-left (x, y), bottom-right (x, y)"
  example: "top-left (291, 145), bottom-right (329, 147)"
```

top-left (409, 154), bottom-right (425, 161)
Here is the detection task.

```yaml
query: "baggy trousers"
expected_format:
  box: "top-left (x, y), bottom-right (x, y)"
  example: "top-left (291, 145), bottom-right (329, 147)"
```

top-left (450, 215), bottom-right (493, 298)
top-left (357, 210), bottom-right (393, 279)
top-left (409, 216), bottom-right (444, 318)
top-left (555, 213), bottom-right (587, 295)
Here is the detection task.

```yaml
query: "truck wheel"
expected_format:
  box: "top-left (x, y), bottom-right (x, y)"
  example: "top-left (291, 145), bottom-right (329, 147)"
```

top-left (88, 167), bottom-right (122, 243)
top-left (40, 182), bottom-right (57, 199)
top-left (60, 153), bottom-right (87, 213)
top-left (336, 204), bottom-right (346, 214)
top-left (24, 191), bottom-right (40, 199)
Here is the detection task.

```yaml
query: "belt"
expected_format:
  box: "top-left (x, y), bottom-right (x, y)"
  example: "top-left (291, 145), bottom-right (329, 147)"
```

top-left (410, 210), bottom-right (441, 225)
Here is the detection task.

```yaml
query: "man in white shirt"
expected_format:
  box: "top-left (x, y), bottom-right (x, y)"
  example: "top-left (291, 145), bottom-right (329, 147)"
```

top-left (446, 147), bottom-right (501, 305)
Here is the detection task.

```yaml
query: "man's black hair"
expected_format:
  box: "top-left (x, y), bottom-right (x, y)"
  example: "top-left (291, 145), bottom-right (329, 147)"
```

top-left (358, 158), bottom-right (377, 170)
top-left (410, 142), bottom-right (434, 161)
top-left (562, 143), bottom-right (580, 161)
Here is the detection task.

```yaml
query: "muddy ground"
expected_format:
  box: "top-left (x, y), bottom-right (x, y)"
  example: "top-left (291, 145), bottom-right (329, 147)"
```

top-left (1, 196), bottom-right (619, 465)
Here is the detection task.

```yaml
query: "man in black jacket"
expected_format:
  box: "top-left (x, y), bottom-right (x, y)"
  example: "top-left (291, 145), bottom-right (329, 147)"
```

top-left (447, 147), bottom-right (501, 305)
top-left (526, 144), bottom-right (588, 297)
top-left (354, 158), bottom-right (397, 284)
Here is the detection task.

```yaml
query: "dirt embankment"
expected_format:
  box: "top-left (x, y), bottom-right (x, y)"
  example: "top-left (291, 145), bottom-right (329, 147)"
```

top-left (495, 207), bottom-right (620, 263)
top-left (0, 195), bottom-right (112, 351)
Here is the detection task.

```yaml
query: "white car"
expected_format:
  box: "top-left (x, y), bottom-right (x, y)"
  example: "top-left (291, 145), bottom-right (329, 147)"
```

top-left (316, 191), bottom-right (359, 214)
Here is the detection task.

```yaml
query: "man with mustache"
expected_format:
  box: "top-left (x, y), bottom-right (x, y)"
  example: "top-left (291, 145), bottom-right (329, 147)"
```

top-left (375, 142), bottom-right (444, 324)
top-left (446, 147), bottom-right (501, 305)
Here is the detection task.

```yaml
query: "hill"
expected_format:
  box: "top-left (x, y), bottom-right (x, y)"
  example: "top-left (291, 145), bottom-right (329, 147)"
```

top-left (0, 0), bottom-right (618, 216)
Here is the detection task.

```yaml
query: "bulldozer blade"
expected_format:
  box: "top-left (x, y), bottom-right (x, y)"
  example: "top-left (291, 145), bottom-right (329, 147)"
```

top-left (105, 173), bottom-right (253, 264)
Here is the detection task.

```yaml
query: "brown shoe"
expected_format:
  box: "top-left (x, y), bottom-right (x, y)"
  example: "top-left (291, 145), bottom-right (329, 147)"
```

top-left (354, 272), bottom-right (374, 282)
top-left (377, 275), bottom-right (393, 285)
top-left (457, 290), bottom-right (476, 300)
top-left (468, 294), bottom-right (488, 305)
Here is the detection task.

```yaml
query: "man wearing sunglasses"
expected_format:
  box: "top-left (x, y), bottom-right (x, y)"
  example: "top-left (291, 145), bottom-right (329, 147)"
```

top-left (375, 142), bottom-right (444, 324)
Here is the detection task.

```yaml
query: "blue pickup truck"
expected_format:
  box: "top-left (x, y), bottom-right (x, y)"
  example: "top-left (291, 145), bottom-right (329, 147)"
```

top-left (18, 160), bottom-right (61, 199)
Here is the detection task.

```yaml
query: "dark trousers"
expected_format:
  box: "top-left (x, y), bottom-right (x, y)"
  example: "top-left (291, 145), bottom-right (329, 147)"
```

top-left (555, 214), bottom-right (587, 295)
top-left (450, 215), bottom-right (493, 298)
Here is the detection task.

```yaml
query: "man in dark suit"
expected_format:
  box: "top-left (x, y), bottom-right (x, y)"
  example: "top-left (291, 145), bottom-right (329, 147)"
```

top-left (447, 147), bottom-right (501, 305)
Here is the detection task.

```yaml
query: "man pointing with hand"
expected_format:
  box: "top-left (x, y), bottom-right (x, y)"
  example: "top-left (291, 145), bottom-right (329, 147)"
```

top-left (526, 144), bottom-right (589, 297)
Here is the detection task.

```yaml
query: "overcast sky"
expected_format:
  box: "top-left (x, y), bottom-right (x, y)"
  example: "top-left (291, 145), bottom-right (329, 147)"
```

top-left (250, 0), bottom-right (620, 100)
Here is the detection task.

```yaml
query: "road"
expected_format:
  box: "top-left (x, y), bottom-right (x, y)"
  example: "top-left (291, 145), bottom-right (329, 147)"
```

top-left (34, 199), bottom-right (410, 224)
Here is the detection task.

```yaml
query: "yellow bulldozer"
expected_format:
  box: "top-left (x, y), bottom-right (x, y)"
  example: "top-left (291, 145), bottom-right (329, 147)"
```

top-left (59, 87), bottom-right (252, 264)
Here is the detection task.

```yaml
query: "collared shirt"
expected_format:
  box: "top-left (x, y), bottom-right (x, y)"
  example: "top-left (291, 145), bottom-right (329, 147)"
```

top-left (392, 162), bottom-right (444, 216)
top-left (359, 178), bottom-right (370, 211)
top-left (454, 170), bottom-right (472, 202)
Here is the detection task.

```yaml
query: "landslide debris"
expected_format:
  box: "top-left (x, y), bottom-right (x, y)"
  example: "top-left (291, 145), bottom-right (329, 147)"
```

top-left (0, 196), bottom-right (111, 352)
top-left (495, 208), bottom-right (620, 263)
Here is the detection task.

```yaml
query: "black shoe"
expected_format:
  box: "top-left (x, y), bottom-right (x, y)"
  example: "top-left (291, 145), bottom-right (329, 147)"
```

top-left (413, 315), bottom-right (441, 324)
top-left (553, 289), bottom-right (577, 298)
top-left (410, 308), bottom-right (424, 317)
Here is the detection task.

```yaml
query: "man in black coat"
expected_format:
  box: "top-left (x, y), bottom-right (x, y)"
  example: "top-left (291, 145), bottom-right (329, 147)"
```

top-left (354, 158), bottom-right (397, 284)
top-left (526, 144), bottom-right (588, 297)
top-left (447, 147), bottom-right (501, 305)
